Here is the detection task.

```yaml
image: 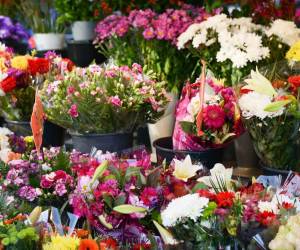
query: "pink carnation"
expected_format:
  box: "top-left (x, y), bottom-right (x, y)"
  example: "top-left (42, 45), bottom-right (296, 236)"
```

top-left (68, 104), bottom-right (79, 118)
top-left (109, 95), bottom-right (122, 107)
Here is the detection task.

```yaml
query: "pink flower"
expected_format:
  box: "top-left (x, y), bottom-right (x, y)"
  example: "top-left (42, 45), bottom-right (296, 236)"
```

top-left (68, 104), bottom-right (79, 118)
top-left (143, 27), bottom-right (155, 40)
top-left (140, 187), bottom-right (159, 207)
top-left (67, 86), bottom-right (75, 95)
top-left (132, 63), bottom-right (142, 73)
top-left (40, 177), bottom-right (53, 188)
top-left (109, 95), bottom-right (122, 107)
top-left (203, 105), bottom-right (226, 130)
top-left (55, 183), bottom-right (67, 196)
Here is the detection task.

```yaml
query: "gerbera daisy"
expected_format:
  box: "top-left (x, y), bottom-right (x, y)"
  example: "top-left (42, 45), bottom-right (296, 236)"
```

top-left (203, 104), bottom-right (225, 130)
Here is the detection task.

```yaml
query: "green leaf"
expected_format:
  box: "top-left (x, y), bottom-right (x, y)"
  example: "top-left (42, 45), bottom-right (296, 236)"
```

top-left (103, 194), bottom-right (113, 209)
top-left (98, 215), bottom-right (113, 229)
top-left (192, 182), bottom-right (209, 193)
top-left (180, 121), bottom-right (195, 134)
top-left (125, 167), bottom-right (141, 181)
top-left (90, 161), bottom-right (108, 187)
top-left (53, 148), bottom-right (71, 174)
top-left (264, 100), bottom-right (292, 112)
top-left (113, 204), bottom-right (147, 214)
top-left (114, 194), bottom-right (126, 206)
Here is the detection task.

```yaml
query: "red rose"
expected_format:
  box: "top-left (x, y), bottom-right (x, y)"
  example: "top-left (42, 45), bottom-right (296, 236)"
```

top-left (28, 58), bottom-right (50, 75)
top-left (288, 75), bottom-right (300, 89)
top-left (0, 76), bottom-right (17, 93)
top-left (215, 191), bottom-right (235, 208)
top-left (197, 189), bottom-right (216, 200)
top-left (54, 170), bottom-right (67, 180)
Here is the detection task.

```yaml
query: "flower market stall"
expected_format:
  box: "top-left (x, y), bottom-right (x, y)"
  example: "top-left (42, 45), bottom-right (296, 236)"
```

top-left (1, 0), bottom-right (300, 249)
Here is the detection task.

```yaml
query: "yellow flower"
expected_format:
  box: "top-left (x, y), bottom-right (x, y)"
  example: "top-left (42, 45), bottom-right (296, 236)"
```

top-left (11, 55), bottom-right (30, 70)
top-left (24, 136), bottom-right (34, 143)
top-left (43, 235), bottom-right (80, 250)
top-left (173, 155), bottom-right (202, 182)
top-left (0, 58), bottom-right (7, 72)
top-left (286, 40), bottom-right (300, 62)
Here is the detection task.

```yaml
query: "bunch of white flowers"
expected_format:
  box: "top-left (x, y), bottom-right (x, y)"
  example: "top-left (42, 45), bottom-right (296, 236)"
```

top-left (265, 19), bottom-right (300, 46)
top-left (177, 14), bottom-right (270, 68)
top-left (161, 193), bottom-right (209, 227)
top-left (269, 213), bottom-right (300, 250)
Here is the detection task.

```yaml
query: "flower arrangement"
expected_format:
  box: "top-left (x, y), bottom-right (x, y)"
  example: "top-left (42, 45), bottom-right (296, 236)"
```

top-left (0, 16), bottom-right (29, 43)
top-left (0, 49), bottom-right (74, 121)
top-left (173, 72), bottom-right (243, 151)
top-left (238, 63), bottom-right (300, 170)
top-left (94, 6), bottom-right (216, 92)
top-left (41, 63), bottom-right (169, 134)
top-left (177, 14), bottom-right (298, 85)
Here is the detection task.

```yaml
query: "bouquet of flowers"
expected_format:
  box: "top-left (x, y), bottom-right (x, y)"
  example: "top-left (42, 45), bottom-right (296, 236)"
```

top-left (177, 14), bottom-right (299, 85)
top-left (238, 61), bottom-right (300, 171)
top-left (0, 49), bottom-right (74, 122)
top-left (173, 70), bottom-right (243, 151)
top-left (94, 6), bottom-right (216, 92)
top-left (41, 63), bottom-right (169, 134)
top-left (69, 149), bottom-right (165, 245)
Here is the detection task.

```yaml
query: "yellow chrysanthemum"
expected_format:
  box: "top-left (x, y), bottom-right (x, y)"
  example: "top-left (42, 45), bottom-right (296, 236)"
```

top-left (43, 235), bottom-right (80, 250)
top-left (11, 55), bottom-right (30, 70)
top-left (286, 40), bottom-right (300, 62)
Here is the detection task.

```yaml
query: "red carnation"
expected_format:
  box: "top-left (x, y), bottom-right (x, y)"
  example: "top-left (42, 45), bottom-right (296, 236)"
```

top-left (62, 58), bottom-right (75, 72)
top-left (197, 189), bottom-right (216, 200)
top-left (288, 75), bottom-right (300, 89)
top-left (215, 191), bottom-right (235, 208)
top-left (0, 76), bottom-right (17, 93)
top-left (256, 211), bottom-right (276, 226)
top-left (28, 58), bottom-right (50, 75)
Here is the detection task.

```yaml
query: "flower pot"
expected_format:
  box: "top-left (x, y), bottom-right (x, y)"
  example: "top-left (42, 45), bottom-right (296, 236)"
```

top-left (71, 21), bottom-right (95, 41)
top-left (136, 125), bottom-right (151, 148)
top-left (66, 40), bottom-right (105, 67)
top-left (153, 136), bottom-right (225, 169)
top-left (70, 132), bottom-right (133, 153)
top-left (34, 33), bottom-right (65, 51)
top-left (148, 92), bottom-right (178, 158)
top-left (234, 132), bottom-right (258, 167)
top-left (5, 119), bottom-right (66, 147)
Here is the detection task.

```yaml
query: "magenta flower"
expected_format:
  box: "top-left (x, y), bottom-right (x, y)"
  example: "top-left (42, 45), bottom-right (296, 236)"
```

top-left (68, 104), bottom-right (79, 118)
top-left (67, 86), bottom-right (75, 95)
top-left (132, 63), bottom-right (143, 73)
top-left (143, 27), bottom-right (155, 40)
top-left (203, 105), bottom-right (226, 130)
top-left (18, 186), bottom-right (41, 201)
top-left (109, 95), bottom-right (122, 107)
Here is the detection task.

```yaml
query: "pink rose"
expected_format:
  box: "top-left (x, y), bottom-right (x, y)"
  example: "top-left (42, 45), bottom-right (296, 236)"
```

top-left (109, 95), bottom-right (122, 107)
top-left (40, 176), bottom-right (53, 188)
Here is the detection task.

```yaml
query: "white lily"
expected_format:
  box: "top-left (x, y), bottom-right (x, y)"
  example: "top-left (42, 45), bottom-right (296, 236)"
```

top-left (197, 163), bottom-right (233, 191)
top-left (242, 68), bottom-right (277, 98)
top-left (173, 155), bottom-right (203, 182)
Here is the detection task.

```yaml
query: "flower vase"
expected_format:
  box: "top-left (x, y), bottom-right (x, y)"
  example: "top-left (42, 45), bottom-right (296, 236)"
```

top-left (34, 33), bottom-right (65, 51)
top-left (71, 21), bottom-right (95, 41)
top-left (244, 116), bottom-right (300, 172)
top-left (147, 92), bottom-right (178, 161)
top-left (70, 132), bottom-right (133, 153)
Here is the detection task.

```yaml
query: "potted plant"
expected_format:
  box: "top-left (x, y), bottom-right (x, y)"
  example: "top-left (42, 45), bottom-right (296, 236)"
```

top-left (54, 0), bottom-right (108, 41)
top-left (238, 62), bottom-right (300, 174)
top-left (94, 6), bottom-right (214, 155)
top-left (0, 48), bottom-right (73, 146)
top-left (18, 0), bottom-right (65, 52)
top-left (41, 63), bottom-right (169, 153)
top-left (158, 65), bottom-right (243, 168)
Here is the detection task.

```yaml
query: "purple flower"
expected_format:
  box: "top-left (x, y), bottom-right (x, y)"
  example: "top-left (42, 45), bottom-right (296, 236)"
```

top-left (8, 134), bottom-right (26, 153)
top-left (18, 186), bottom-right (41, 201)
top-left (0, 16), bottom-right (28, 41)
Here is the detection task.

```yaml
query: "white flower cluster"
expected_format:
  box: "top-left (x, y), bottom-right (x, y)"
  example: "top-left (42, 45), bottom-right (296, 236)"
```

top-left (265, 19), bottom-right (300, 46)
top-left (161, 194), bottom-right (209, 227)
top-left (238, 92), bottom-right (284, 120)
top-left (269, 213), bottom-right (300, 250)
top-left (177, 14), bottom-right (270, 68)
top-left (0, 127), bottom-right (13, 162)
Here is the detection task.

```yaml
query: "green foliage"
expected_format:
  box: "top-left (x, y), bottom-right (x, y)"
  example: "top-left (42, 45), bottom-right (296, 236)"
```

top-left (52, 148), bottom-right (71, 174)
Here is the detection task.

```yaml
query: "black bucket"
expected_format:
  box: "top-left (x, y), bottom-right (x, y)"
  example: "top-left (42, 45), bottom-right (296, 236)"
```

top-left (67, 40), bottom-right (105, 67)
top-left (153, 137), bottom-right (225, 169)
top-left (5, 119), bottom-right (66, 147)
top-left (136, 125), bottom-right (151, 149)
top-left (70, 132), bottom-right (134, 153)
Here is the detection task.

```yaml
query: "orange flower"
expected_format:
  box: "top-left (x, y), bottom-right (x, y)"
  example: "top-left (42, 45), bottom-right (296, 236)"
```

top-left (79, 239), bottom-right (99, 250)
top-left (99, 238), bottom-right (118, 250)
top-left (4, 214), bottom-right (26, 225)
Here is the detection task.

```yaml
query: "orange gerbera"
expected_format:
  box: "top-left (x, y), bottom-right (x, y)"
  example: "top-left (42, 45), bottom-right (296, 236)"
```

top-left (79, 239), bottom-right (99, 250)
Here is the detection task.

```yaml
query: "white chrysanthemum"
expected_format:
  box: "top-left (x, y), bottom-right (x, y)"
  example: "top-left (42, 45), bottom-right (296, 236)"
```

top-left (161, 194), bottom-right (209, 227)
top-left (238, 92), bottom-right (284, 120)
top-left (266, 19), bottom-right (300, 46)
top-left (177, 23), bottom-right (202, 49)
top-left (258, 200), bottom-right (279, 214)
